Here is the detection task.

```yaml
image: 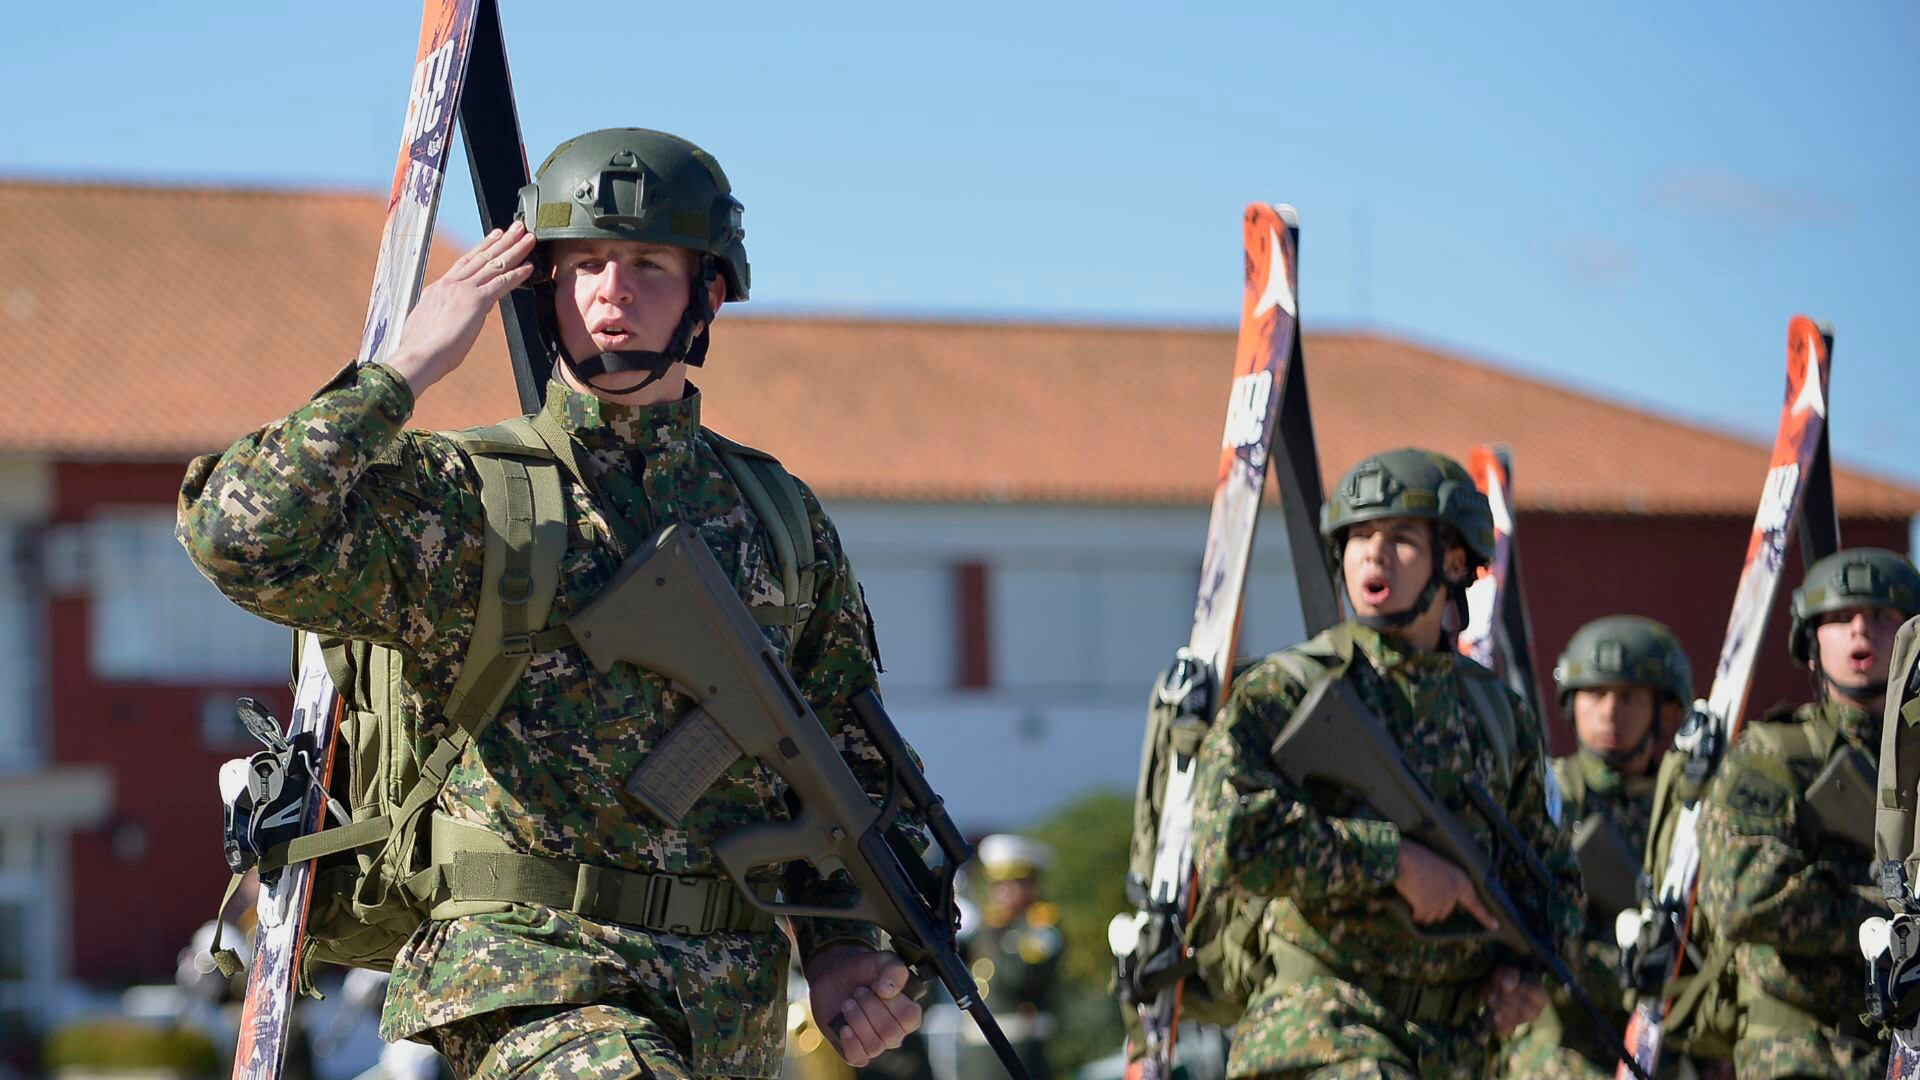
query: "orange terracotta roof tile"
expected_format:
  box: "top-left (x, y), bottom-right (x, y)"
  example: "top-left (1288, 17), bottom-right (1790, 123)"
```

top-left (2, 179), bottom-right (1914, 519)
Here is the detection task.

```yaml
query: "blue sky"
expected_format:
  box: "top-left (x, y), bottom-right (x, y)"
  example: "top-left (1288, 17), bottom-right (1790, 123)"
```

top-left (9, 2), bottom-right (1917, 488)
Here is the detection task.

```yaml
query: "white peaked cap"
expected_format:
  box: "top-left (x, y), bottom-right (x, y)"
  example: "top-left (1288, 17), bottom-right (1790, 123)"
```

top-left (977, 833), bottom-right (1054, 879)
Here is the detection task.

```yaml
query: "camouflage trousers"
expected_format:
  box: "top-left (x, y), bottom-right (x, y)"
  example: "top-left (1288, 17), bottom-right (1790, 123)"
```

top-left (1228, 975), bottom-right (1492, 1080)
top-left (422, 1002), bottom-right (698, 1079)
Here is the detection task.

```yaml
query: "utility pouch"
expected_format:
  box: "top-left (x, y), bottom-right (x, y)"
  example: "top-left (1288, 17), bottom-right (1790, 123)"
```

top-left (1805, 745), bottom-right (1876, 851)
top-left (1572, 812), bottom-right (1641, 918)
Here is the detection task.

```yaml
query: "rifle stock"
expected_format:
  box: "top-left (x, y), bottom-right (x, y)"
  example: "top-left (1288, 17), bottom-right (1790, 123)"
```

top-left (1274, 674), bottom-right (1651, 1080)
top-left (564, 524), bottom-right (1032, 1079)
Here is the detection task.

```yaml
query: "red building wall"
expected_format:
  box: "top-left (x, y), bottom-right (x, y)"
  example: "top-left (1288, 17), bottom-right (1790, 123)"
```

top-left (51, 461), bottom-right (293, 982)
top-left (1515, 512), bottom-right (1911, 756)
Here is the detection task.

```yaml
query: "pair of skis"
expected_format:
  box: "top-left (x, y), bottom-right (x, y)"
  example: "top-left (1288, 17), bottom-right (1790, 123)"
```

top-left (1119, 204), bottom-right (1549, 1077)
top-left (1616, 317), bottom-right (1837, 1077)
top-left (228, 2), bottom-right (544, 1076)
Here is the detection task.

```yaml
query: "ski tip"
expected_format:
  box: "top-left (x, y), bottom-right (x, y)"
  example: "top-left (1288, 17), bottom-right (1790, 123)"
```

top-left (1276, 204), bottom-right (1300, 227)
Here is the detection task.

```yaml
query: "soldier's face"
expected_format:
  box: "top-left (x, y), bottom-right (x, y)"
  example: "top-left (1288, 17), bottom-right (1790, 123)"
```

top-left (1341, 518), bottom-right (1461, 618)
top-left (1811, 605), bottom-right (1904, 696)
top-left (550, 239), bottom-right (724, 379)
top-left (1572, 684), bottom-right (1658, 763)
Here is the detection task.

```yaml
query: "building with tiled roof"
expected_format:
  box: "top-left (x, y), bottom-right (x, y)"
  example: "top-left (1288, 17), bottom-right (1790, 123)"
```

top-left (0, 178), bottom-right (1913, 1004)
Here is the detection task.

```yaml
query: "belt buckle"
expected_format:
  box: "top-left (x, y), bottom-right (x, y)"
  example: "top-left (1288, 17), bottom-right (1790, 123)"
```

top-left (654, 874), bottom-right (714, 935)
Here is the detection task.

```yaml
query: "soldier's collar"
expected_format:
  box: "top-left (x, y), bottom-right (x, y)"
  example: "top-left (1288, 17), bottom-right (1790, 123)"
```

top-left (1349, 621), bottom-right (1451, 672)
top-left (1823, 696), bottom-right (1879, 744)
top-left (1574, 749), bottom-right (1656, 797)
top-left (540, 378), bottom-right (702, 452)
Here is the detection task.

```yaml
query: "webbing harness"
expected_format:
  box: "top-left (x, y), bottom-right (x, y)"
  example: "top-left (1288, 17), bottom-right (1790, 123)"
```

top-left (214, 414), bottom-right (814, 978)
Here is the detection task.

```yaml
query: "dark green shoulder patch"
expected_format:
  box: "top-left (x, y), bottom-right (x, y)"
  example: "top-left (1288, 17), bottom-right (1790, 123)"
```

top-left (1720, 764), bottom-right (1789, 814)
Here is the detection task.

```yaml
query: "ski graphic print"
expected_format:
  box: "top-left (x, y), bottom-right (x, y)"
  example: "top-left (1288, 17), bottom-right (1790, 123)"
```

top-left (1459, 446), bottom-right (1546, 721)
top-left (231, 4), bottom-right (480, 1076)
top-left (1619, 315), bottom-right (1833, 1077)
top-left (1126, 204), bottom-right (1305, 1080)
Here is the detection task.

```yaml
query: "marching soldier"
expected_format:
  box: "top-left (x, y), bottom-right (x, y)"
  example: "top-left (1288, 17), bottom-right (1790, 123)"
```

top-left (1693, 548), bottom-right (1920, 1077)
top-left (1189, 449), bottom-right (1581, 1078)
top-left (180, 129), bottom-right (919, 1078)
top-left (1502, 616), bottom-right (1693, 1078)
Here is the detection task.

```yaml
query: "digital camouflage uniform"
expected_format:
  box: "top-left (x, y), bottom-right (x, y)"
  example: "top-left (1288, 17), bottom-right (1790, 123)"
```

top-left (1504, 613), bottom-right (1695, 1080)
top-left (178, 365), bottom-right (888, 1079)
top-left (1694, 697), bottom-right (1887, 1079)
top-left (1499, 751), bottom-right (1656, 1080)
top-left (1190, 620), bottom-right (1581, 1079)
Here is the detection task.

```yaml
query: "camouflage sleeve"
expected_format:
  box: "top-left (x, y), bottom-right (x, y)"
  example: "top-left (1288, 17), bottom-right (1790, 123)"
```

top-left (1190, 658), bottom-right (1402, 902)
top-left (1500, 695), bottom-right (1584, 947)
top-left (781, 480), bottom-right (900, 966)
top-left (1696, 745), bottom-right (1881, 955)
top-left (175, 362), bottom-right (485, 655)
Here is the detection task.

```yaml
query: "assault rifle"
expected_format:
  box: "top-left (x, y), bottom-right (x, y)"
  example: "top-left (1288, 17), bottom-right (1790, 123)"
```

top-left (1274, 675), bottom-right (1652, 1080)
top-left (564, 524), bottom-right (1032, 1080)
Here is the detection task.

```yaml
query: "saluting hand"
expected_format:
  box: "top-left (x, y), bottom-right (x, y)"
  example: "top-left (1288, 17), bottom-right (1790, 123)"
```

top-left (386, 221), bottom-right (536, 400)
top-left (1393, 839), bottom-right (1500, 931)
top-left (806, 943), bottom-right (923, 1067)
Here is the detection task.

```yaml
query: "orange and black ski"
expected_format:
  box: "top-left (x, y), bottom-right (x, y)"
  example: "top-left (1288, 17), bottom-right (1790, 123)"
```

top-left (1112, 204), bottom-right (1336, 1079)
top-left (1617, 317), bottom-right (1837, 1077)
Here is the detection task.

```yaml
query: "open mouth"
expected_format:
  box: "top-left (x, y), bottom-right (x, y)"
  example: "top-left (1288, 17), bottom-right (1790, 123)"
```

top-left (1359, 573), bottom-right (1391, 606)
top-left (591, 319), bottom-right (634, 347)
top-left (1848, 644), bottom-right (1875, 672)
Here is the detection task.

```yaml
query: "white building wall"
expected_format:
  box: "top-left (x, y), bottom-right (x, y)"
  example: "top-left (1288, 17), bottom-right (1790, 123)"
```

top-left (830, 501), bottom-right (1313, 832)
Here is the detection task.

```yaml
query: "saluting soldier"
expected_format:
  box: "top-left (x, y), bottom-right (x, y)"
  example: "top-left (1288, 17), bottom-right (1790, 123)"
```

top-left (179, 129), bottom-right (920, 1078)
top-left (1189, 449), bottom-right (1581, 1079)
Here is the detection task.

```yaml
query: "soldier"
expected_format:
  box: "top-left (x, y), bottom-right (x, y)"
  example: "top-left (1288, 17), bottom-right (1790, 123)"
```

top-left (1501, 617), bottom-right (1693, 1079)
top-left (1189, 448), bottom-right (1581, 1079)
top-left (1693, 547), bottom-right (1920, 1078)
top-left (958, 835), bottom-right (1064, 1080)
top-left (178, 129), bottom-right (920, 1078)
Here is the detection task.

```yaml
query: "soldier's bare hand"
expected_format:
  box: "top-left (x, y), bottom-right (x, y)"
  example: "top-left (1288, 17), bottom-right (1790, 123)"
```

top-left (1394, 840), bottom-right (1500, 930)
top-left (806, 943), bottom-right (923, 1067)
top-left (385, 221), bottom-right (536, 400)
top-left (1483, 966), bottom-right (1547, 1035)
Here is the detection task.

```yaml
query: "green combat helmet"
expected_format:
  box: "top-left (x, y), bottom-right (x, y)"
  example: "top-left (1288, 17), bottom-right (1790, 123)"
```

top-left (1789, 547), bottom-right (1920, 668)
top-left (1554, 615), bottom-right (1693, 767)
top-left (1320, 448), bottom-right (1494, 630)
top-left (515, 127), bottom-right (749, 388)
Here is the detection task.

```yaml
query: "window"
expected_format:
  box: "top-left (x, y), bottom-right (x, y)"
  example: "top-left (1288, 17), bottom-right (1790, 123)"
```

top-left (89, 510), bottom-right (289, 682)
top-left (0, 527), bottom-right (35, 764)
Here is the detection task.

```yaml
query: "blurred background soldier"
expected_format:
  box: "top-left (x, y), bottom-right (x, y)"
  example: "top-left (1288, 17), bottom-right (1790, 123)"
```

top-left (958, 835), bottom-right (1062, 1080)
top-left (1691, 548), bottom-right (1920, 1077)
top-left (1502, 616), bottom-right (1693, 1079)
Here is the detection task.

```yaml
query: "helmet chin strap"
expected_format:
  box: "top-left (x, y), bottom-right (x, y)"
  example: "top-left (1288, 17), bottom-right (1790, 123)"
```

top-left (553, 257), bottom-right (719, 394)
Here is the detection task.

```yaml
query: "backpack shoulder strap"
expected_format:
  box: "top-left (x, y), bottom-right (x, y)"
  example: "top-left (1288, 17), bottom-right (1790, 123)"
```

top-left (1271, 623), bottom-right (1357, 687)
top-left (1456, 658), bottom-right (1517, 783)
top-left (440, 417), bottom-right (567, 737)
top-left (705, 428), bottom-right (819, 630)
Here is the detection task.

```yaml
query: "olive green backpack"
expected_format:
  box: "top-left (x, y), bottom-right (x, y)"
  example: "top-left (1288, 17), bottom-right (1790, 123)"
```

top-left (214, 416), bottom-right (815, 991)
top-left (1645, 705), bottom-right (1845, 1060)
top-left (1123, 623), bottom-right (1516, 1026)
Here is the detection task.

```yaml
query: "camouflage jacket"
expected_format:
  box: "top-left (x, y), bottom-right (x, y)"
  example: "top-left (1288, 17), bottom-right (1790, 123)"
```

top-left (178, 363), bottom-right (889, 1076)
top-left (1191, 621), bottom-right (1582, 995)
top-left (1546, 749), bottom-right (1659, 1064)
top-left (1696, 698), bottom-right (1883, 1025)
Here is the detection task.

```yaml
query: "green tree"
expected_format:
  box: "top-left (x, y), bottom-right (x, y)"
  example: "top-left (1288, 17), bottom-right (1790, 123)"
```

top-left (1025, 789), bottom-right (1134, 1074)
